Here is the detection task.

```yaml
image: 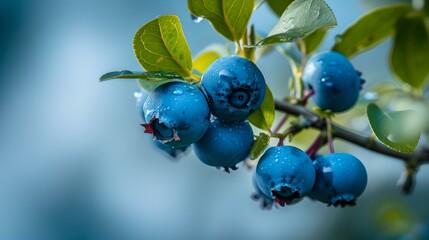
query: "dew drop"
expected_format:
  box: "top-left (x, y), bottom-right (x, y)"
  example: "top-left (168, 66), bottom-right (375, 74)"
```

top-left (219, 69), bottom-right (236, 81)
top-left (190, 14), bottom-right (203, 23)
top-left (120, 70), bottom-right (133, 76)
top-left (317, 60), bottom-right (324, 65)
top-left (321, 77), bottom-right (333, 87)
top-left (173, 90), bottom-right (184, 95)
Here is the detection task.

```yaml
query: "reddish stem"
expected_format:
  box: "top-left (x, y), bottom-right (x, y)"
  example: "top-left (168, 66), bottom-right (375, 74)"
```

top-left (272, 114), bottom-right (289, 134)
top-left (306, 133), bottom-right (323, 159)
top-left (301, 88), bottom-right (315, 106)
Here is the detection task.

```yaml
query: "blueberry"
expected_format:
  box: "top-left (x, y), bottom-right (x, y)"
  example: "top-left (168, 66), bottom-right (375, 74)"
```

top-left (201, 55), bottom-right (266, 122)
top-left (255, 146), bottom-right (315, 206)
top-left (312, 153), bottom-right (367, 207)
top-left (193, 119), bottom-right (254, 172)
top-left (302, 51), bottom-right (364, 112)
top-left (134, 88), bottom-right (150, 122)
top-left (251, 172), bottom-right (275, 210)
top-left (142, 81), bottom-right (210, 148)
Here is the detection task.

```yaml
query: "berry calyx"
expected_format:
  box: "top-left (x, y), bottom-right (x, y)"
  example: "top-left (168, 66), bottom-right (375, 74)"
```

top-left (255, 146), bottom-right (316, 206)
top-left (142, 81), bottom-right (210, 147)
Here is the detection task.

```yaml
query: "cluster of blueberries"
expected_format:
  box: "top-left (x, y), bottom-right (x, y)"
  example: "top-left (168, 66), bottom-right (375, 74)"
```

top-left (136, 52), bottom-right (367, 208)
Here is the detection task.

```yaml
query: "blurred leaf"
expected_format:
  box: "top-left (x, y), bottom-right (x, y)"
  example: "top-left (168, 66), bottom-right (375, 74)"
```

top-left (133, 15), bottom-right (193, 78)
top-left (255, 0), bottom-right (337, 46)
top-left (390, 15), bottom-right (429, 89)
top-left (193, 44), bottom-right (229, 74)
top-left (248, 86), bottom-right (275, 131)
top-left (332, 4), bottom-right (412, 58)
top-left (300, 28), bottom-right (327, 54)
top-left (188, 0), bottom-right (254, 42)
top-left (367, 103), bottom-right (422, 153)
top-left (250, 133), bottom-right (270, 160)
top-left (99, 70), bottom-right (185, 91)
top-left (266, 0), bottom-right (294, 16)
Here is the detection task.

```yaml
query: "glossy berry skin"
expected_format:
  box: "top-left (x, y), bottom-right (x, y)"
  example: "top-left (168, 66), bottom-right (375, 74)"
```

top-left (135, 88), bottom-right (150, 122)
top-left (201, 56), bottom-right (266, 122)
top-left (255, 146), bottom-right (315, 206)
top-left (302, 51), bottom-right (363, 113)
top-left (312, 153), bottom-right (367, 207)
top-left (193, 119), bottom-right (254, 172)
top-left (142, 81), bottom-right (210, 148)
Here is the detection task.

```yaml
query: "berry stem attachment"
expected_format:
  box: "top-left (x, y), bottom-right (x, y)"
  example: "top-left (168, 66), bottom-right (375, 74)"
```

top-left (300, 88), bottom-right (315, 106)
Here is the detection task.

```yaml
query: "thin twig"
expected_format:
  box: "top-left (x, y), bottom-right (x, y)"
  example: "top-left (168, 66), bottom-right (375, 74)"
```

top-left (274, 99), bottom-right (421, 162)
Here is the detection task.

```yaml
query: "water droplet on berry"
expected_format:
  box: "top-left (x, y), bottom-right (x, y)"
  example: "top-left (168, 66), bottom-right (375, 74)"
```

top-left (321, 77), bottom-right (333, 87)
top-left (318, 60), bottom-right (324, 65)
top-left (173, 90), bottom-right (184, 95)
top-left (219, 69), bottom-right (236, 81)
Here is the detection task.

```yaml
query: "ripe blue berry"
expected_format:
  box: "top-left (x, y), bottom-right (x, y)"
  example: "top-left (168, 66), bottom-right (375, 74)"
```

top-left (193, 119), bottom-right (254, 172)
top-left (302, 51), bottom-right (364, 112)
top-left (255, 146), bottom-right (315, 206)
top-left (142, 81), bottom-right (210, 148)
top-left (201, 55), bottom-right (266, 122)
top-left (312, 153), bottom-right (367, 207)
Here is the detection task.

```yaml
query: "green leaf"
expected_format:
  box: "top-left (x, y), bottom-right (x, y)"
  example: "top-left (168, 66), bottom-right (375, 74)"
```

top-left (300, 28), bottom-right (327, 54)
top-left (99, 70), bottom-right (181, 82)
top-left (133, 15), bottom-right (193, 79)
top-left (367, 103), bottom-right (422, 154)
top-left (99, 70), bottom-right (185, 91)
top-left (193, 44), bottom-right (229, 74)
top-left (266, 0), bottom-right (294, 16)
top-left (248, 86), bottom-right (275, 131)
top-left (255, 0), bottom-right (337, 46)
top-left (390, 15), bottom-right (429, 89)
top-left (250, 133), bottom-right (270, 160)
top-left (332, 4), bottom-right (412, 58)
top-left (188, 0), bottom-right (254, 42)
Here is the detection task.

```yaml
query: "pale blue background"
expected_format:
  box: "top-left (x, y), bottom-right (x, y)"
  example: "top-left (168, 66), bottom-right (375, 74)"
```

top-left (0, 0), bottom-right (427, 239)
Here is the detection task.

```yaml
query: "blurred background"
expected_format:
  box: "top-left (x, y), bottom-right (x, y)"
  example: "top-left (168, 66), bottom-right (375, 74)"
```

top-left (0, 0), bottom-right (428, 239)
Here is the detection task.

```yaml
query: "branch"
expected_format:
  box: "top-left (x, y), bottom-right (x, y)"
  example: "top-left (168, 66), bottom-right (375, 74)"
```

top-left (274, 99), bottom-right (428, 163)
